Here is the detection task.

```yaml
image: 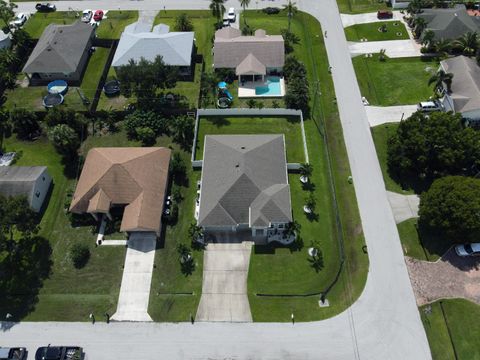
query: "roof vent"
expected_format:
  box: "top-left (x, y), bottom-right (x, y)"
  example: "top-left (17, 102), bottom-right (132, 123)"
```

top-left (241, 146), bottom-right (246, 149)
top-left (235, 163), bottom-right (240, 168)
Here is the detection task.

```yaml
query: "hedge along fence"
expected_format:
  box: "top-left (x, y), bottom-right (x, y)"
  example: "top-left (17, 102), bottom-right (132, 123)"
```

top-left (191, 108), bottom-right (309, 169)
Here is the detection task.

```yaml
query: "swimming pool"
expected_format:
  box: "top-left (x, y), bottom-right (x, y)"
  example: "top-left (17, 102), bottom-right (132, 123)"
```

top-left (255, 76), bottom-right (282, 96)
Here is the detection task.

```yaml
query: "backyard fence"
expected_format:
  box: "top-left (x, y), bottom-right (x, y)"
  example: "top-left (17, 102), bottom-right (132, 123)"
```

top-left (191, 108), bottom-right (309, 169)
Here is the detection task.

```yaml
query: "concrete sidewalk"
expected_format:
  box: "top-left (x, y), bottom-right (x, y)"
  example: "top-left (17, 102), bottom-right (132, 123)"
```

top-left (387, 191), bottom-right (420, 224)
top-left (196, 242), bottom-right (253, 322)
top-left (349, 39), bottom-right (421, 57)
top-left (112, 233), bottom-right (156, 322)
top-left (366, 105), bottom-right (417, 126)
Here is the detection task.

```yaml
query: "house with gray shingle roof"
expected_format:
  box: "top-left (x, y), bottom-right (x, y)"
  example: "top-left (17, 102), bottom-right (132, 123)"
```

top-left (112, 21), bottom-right (195, 76)
top-left (416, 5), bottom-right (480, 41)
top-left (439, 55), bottom-right (480, 125)
top-left (198, 135), bottom-right (293, 243)
top-left (213, 27), bottom-right (284, 82)
top-left (23, 21), bottom-right (94, 85)
top-left (0, 166), bottom-right (52, 212)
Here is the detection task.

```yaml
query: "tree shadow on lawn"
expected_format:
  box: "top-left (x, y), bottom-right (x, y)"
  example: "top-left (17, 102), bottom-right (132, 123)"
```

top-left (0, 236), bottom-right (52, 323)
top-left (205, 117), bottom-right (230, 128)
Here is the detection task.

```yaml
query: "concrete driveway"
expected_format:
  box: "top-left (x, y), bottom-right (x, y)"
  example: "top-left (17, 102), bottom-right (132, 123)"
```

top-left (196, 242), bottom-right (253, 322)
top-left (349, 39), bottom-right (421, 57)
top-left (341, 11), bottom-right (404, 27)
top-left (366, 105), bottom-right (418, 126)
top-left (112, 233), bottom-right (156, 322)
top-left (387, 191), bottom-right (420, 224)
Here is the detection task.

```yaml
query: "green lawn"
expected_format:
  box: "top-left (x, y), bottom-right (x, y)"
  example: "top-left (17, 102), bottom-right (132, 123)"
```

top-left (96, 11), bottom-right (138, 39)
top-left (345, 21), bottom-right (409, 41)
top-left (244, 10), bottom-right (368, 322)
top-left (353, 55), bottom-right (438, 106)
top-left (370, 123), bottom-right (414, 194)
top-left (4, 47), bottom-right (111, 111)
top-left (421, 299), bottom-right (480, 360)
top-left (1, 135), bottom-right (125, 321)
top-left (24, 11), bottom-right (78, 39)
top-left (195, 116), bottom-right (306, 163)
top-left (337, 0), bottom-right (388, 14)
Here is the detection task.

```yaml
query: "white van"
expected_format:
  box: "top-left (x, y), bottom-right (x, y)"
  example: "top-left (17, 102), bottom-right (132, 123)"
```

top-left (417, 101), bottom-right (442, 113)
top-left (227, 8), bottom-right (236, 22)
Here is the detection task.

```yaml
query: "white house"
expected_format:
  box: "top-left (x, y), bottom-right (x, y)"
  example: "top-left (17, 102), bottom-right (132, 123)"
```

top-left (0, 166), bottom-right (52, 212)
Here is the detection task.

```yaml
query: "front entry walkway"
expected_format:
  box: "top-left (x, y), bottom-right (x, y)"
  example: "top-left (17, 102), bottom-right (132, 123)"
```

top-left (196, 242), bottom-right (253, 322)
top-left (365, 105), bottom-right (417, 127)
top-left (349, 39), bottom-right (421, 58)
top-left (112, 232), bottom-right (156, 322)
top-left (387, 191), bottom-right (419, 224)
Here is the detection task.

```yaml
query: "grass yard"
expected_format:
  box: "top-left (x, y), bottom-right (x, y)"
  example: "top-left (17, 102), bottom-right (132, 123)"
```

top-left (370, 123), bottom-right (414, 194)
top-left (397, 218), bottom-right (453, 262)
top-left (24, 11), bottom-right (78, 39)
top-left (421, 299), bottom-right (480, 360)
top-left (95, 11), bottom-right (138, 39)
top-left (243, 10), bottom-right (368, 322)
top-left (337, 0), bottom-right (388, 14)
top-left (353, 55), bottom-right (437, 106)
top-left (4, 47), bottom-right (111, 111)
top-left (195, 116), bottom-right (306, 163)
top-left (1, 135), bottom-right (125, 321)
top-left (345, 21), bottom-right (409, 41)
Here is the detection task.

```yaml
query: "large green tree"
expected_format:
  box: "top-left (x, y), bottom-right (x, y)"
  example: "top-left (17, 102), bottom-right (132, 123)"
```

top-left (48, 124), bottom-right (80, 158)
top-left (428, 69), bottom-right (453, 93)
top-left (0, 0), bottom-right (17, 34)
top-left (171, 115), bottom-right (194, 150)
top-left (387, 111), bottom-right (480, 190)
top-left (419, 176), bottom-right (480, 242)
top-left (10, 109), bottom-right (39, 140)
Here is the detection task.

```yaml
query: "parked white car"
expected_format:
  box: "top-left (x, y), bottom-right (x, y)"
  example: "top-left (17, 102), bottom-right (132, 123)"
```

top-left (455, 243), bottom-right (480, 257)
top-left (81, 9), bottom-right (93, 23)
top-left (227, 7), bottom-right (236, 22)
top-left (10, 13), bottom-right (28, 27)
top-left (417, 100), bottom-right (442, 113)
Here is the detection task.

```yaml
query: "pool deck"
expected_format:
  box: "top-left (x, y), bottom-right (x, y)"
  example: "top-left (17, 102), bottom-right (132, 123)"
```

top-left (238, 77), bottom-right (286, 98)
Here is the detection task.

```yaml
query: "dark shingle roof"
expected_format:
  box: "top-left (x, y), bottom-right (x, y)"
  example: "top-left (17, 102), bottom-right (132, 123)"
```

top-left (198, 135), bottom-right (292, 228)
top-left (417, 5), bottom-right (480, 40)
top-left (23, 21), bottom-right (94, 74)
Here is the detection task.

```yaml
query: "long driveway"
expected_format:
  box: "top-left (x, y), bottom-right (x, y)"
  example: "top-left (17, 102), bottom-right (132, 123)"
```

top-left (2, 1), bottom-right (431, 359)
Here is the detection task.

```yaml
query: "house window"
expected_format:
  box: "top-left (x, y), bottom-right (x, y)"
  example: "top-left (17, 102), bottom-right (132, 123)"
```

top-left (278, 224), bottom-right (284, 229)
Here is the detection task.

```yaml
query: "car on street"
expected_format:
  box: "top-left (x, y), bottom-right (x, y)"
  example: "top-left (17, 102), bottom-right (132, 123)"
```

top-left (227, 7), bottom-right (236, 22)
top-left (377, 10), bottom-right (393, 19)
top-left (93, 9), bottom-right (104, 22)
top-left (81, 9), bottom-right (93, 23)
top-left (0, 347), bottom-right (26, 360)
top-left (455, 243), bottom-right (480, 257)
top-left (35, 3), bottom-right (56, 12)
top-left (417, 100), bottom-right (443, 112)
top-left (10, 13), bottom-right (27, 27)
top-left (35, 346), bottom-right (82, 360)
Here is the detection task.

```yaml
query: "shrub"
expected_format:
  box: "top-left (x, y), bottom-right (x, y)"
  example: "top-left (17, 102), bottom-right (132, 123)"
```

top-left (174, 13), bottom-right (193, 31)
top-left (136, 127), bottom-right (156, 146)
top-left (124, 111), bottom-right (168, 139)
top-left (70, 243), bottom-right (90, 269)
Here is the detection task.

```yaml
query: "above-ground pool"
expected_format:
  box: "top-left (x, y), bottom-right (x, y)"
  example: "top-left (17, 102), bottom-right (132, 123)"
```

top-left (255, 76), bottom-right (282, 96)
top-left (47, 80), bottom-right (68, 95)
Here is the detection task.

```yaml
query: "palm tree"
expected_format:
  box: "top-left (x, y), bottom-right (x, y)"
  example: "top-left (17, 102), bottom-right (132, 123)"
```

top-left (407, 0), bottom-right (425, 15)
top-left (428, 70), bottom-right (453, 94)
top-left (299, 163), bottom-right (313, 183)
top-left (413, 17), bottom-right (427, 38)
top-left (454, 32), bottom-right (479, 56)
top-left (240, 0), bottom-right (250, 24)
top-left (285, 220), bottom-right (301, 237)
top-left (283, 0), bottom-right (298, 32)
top-left (421, 29), bottom-right (435, 49)
top-left (209, 0), bottom-right (226, 23)
top-left (304, 193), bottom-right (316, 213)
top-left (434, 38), bottom-right (452, 57)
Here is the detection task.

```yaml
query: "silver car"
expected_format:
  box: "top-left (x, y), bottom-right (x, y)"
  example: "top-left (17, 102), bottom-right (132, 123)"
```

top-left (455, 243), bottom-right (480, 256)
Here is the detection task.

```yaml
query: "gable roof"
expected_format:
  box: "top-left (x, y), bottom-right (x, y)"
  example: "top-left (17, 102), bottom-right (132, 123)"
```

top-left (0, 166), bottom-right (48, 204)
top-left (112, 21), bottom-right (194, 67)
top-left (213, 28), bottom-right (284, 69)
top-left (23, 21), bottom-right (94, 74)
top-left (70, 147), bottom-right (171, 234)
top-left (236, 53), bottom-right (266, 75)
top-left (198, 135), bottom-right (292, 228)
top-left (440, 55), bottom-right (480, 113)
top-left (417, 5), bottom-right (480, 40)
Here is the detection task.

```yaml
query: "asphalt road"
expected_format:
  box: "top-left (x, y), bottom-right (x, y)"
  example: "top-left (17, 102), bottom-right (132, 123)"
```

top-left (2, 0), bottom-right (432, 359)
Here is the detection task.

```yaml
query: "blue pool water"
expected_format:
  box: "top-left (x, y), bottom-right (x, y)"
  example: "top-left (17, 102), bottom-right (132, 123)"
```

top-left (255, 76), bottom-right (282, 96)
